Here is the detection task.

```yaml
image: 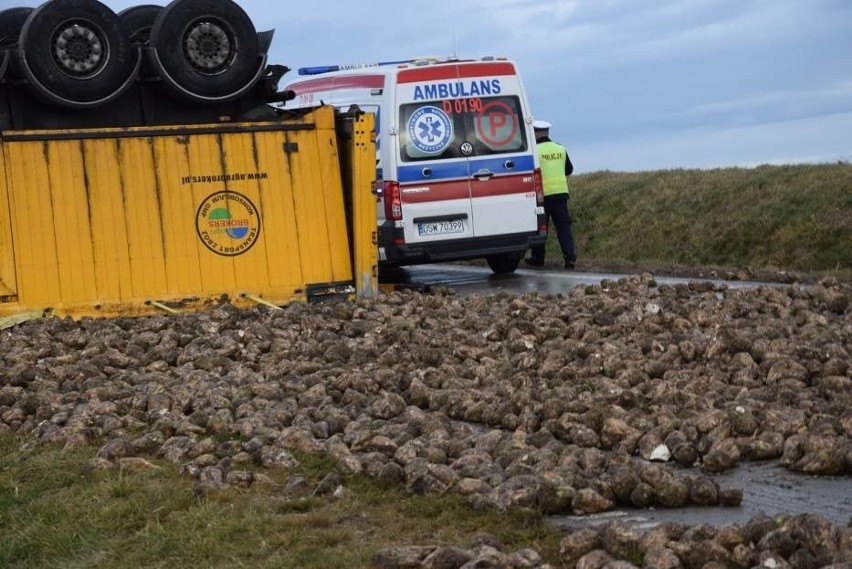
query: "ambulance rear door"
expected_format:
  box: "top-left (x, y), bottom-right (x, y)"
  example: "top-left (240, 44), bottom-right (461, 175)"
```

top-left (395, 61), bottom-right (537, 244)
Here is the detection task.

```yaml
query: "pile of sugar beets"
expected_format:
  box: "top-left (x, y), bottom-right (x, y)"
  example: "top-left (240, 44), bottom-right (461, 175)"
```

top-left (2, 274), bottom-right (849, 567)
top-left (1, 5), bottom-right (850, 561)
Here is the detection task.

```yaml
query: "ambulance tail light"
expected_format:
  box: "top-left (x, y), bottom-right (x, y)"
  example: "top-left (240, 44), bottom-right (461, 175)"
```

top-left (534, 168), bottom-right (547, 233)
top-left (533, 168), bottom-right (544, 205)
top-left (383, 181), bottom-right (402, 221)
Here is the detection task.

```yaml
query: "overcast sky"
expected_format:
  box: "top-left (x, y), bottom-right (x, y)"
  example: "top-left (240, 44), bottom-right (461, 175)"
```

top-left (13, 0), bottom-right (852, 173)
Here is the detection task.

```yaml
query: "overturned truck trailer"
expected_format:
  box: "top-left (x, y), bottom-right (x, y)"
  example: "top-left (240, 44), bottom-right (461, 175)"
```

top-left (0, 0), bottom-right (288, 128)
top-left (0, 0), bottom-right (378, 322)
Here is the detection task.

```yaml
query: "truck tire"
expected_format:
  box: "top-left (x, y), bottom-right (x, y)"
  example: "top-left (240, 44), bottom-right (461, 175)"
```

top-left (18, 0), bottom-right (135, 106)
top-left (119, 4), bottom-right (163, 46)
top-left (149, 0), bottom-right (260, 102)
top-left (486, 252), bottom-right (522, 274)
top-left (0, 7), bottom-right (32, 48)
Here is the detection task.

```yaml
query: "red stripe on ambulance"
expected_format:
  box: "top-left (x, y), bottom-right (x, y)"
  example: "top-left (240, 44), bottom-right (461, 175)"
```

top-left (400, 174), bottom-right (532, 204)
top-left (400, 180), bottom-right (469, 203)
top-left (471, 174), bottom-right (535, 198)
top-left (397, 62), bottom-right (516, 84)
top-left (288, 74), bottom-right (385, 94)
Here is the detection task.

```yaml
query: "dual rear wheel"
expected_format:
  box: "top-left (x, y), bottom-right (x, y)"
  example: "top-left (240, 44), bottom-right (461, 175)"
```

top-left (1, 0), bottom-right (263, 108)
top-left (148, 0), bottom-right (261, 102)
top-left (17, 0), bottom-right (134, 106)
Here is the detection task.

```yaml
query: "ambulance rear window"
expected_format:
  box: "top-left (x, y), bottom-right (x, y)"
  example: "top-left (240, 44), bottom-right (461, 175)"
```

top-left (399, 95), bottom-right (528, 162)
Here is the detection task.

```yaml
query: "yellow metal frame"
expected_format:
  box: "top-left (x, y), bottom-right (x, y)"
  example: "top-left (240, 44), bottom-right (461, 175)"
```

top-left (0, 144), bottom-right (16, 299)
top-left (340, 112), bottom-right (379, 299)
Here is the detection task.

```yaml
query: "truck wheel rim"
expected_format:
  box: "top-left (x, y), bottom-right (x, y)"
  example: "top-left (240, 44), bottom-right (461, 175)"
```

top-left (52, 21), bottom-right (107, 77)
top-left (183, 19), bottom-right (233, 74)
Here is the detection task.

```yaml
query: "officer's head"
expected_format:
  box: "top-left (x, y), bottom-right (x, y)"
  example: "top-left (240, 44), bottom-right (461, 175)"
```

top-left (533, 120), bottom-right (550, 140)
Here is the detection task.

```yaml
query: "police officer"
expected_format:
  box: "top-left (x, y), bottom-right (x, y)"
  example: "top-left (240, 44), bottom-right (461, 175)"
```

top-left (526, 120), bottom-right (576, 269)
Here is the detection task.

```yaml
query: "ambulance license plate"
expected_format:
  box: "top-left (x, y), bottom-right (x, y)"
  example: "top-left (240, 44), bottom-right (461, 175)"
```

top-left (417, 219), bottom-right (465, 236)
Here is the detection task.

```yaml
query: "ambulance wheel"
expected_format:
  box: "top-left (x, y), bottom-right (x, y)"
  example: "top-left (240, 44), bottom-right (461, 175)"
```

top-left (0, 7), bottom-right (32, 48)
top-left (119, 4), bottom-right (163, 46)
top-left (19, 0), bottom-right (134, 105)
top-left (486, 252), bottom-right (522, 274)
top-left (149, 0), bottom-right (259, 100)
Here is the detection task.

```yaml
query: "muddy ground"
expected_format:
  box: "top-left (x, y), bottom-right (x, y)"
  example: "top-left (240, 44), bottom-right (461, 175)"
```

top-left (1, 274), bottom-right (850, 568)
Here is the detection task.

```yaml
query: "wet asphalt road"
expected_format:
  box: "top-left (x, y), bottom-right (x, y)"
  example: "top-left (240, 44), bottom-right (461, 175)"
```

top-left (380, 264), bottom-right (852, 530)
top-left (380, 264), bottom-right (762, 296)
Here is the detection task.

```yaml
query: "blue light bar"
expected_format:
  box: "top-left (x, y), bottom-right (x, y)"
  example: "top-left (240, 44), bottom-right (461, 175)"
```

top-left (298, 60), bottom-right (414, 75)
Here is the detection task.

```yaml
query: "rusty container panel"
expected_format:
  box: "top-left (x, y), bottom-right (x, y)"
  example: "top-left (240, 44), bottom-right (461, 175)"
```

top-left (0, 105), bottom-right (354, 317)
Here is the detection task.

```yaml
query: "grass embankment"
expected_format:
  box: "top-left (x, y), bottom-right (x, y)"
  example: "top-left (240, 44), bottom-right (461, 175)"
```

top-left (0, 432), bottom-right (562, 568)
top-left (555, 163), bottom-right (852, 279)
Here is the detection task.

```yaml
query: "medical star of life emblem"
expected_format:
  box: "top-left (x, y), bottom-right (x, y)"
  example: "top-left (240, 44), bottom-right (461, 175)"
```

top-left (408, 106), bottom-right (453, 154)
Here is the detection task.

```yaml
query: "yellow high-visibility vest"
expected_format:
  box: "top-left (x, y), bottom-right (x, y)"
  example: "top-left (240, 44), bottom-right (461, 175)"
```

top-left (537, 140), bottom-right (569, 196)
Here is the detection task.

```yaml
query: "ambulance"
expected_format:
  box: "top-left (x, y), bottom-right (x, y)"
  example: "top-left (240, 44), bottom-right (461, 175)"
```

top-left (283, 57), bottom-right (547, 274)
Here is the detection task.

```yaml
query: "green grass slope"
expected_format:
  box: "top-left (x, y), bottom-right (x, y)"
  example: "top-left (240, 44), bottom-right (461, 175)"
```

top-left (562, 163), bottom-right (851, 278)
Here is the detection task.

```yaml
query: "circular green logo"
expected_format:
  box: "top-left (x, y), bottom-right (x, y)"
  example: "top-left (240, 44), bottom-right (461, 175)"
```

top-left (196, 191), bottom-right (261, 256)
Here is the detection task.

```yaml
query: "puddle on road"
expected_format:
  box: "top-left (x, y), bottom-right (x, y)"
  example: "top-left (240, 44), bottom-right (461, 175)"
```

top-left (551, 461), bottom-right (852, 532)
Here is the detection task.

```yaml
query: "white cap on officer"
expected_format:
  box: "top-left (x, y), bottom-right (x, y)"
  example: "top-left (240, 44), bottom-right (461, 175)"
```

top-left (533, 120), bottom-right (551, 131)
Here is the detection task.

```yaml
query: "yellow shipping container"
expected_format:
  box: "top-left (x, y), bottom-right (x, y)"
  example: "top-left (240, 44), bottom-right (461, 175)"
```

top-left (0, 106), bottom-right (376, 321)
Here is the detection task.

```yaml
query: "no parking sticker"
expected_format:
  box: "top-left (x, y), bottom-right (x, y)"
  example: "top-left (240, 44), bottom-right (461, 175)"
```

top-left (475, 101), bottom-right (520, 150)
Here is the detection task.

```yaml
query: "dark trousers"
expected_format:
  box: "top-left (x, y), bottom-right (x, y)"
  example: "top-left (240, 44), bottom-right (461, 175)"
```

top-left (530, 193), bottom-right (575, 264)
